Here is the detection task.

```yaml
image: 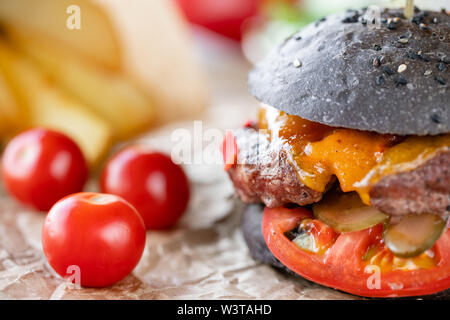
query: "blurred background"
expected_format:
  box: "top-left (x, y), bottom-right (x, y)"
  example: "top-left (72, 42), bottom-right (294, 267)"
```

top-left (0, 0), bottom-right (447, 166)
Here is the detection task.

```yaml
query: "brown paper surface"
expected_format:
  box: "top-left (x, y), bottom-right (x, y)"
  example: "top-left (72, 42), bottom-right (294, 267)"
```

top-left (0, 34), bottom-right (357, 300)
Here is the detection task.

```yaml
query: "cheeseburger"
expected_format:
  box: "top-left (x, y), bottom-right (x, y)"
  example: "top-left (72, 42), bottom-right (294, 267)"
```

top-left (224, 6), bottom-right (450, 298)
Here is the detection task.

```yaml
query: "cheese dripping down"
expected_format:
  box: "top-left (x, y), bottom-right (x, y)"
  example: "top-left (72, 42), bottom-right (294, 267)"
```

top-left (258, 104), bottom-right (450, 205)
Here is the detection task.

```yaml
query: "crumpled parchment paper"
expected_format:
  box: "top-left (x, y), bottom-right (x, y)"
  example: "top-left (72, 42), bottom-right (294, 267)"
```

top-left (0, 33), bottom-right (357, 300)
top-left (0, 173), bottom-right (355, 300)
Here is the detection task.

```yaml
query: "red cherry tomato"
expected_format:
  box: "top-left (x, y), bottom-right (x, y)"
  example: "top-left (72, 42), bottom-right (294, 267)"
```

top-left (175, 0), bottom-right (261, 40)
top-left (42, 192), bottom-right (146, 287)
top-left (1, 128), bottom-right (88, 211)
top-left (100, 148), bottom-right (190, 230)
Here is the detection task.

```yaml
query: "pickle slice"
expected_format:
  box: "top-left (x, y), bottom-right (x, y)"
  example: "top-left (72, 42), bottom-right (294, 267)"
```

top-left (384, 213), bottom-right (446, 258)
top-left (313, 192), bottom-right (388, 233)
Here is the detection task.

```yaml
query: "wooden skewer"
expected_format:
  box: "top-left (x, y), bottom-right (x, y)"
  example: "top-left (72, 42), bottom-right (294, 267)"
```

top-left (404, 0), bottom-right (414, 19)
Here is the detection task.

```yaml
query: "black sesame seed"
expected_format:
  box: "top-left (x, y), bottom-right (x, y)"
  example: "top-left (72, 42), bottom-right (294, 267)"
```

top-left (372, 18), bottom-right (376, 24)
top-left (395, 76), bottom-right (408, 86)
top-left (373, 57), bottom-right (381, 68)
top-left (361, 19), bottom-right (367, 25)
top-left (441, 56), bottom-right (450, 64)
top-left (411, 12), bottom-right (426, 25)
top-left (342, 14), bottom-right (360, 23)
top-left (431, 114), bottom-right (441, 124)
top-left (374, 44), bottom-right (382, 51)
top-left (295, 35), bottom-right (302, 41)
top-left (418, 51), bottom-right (431, 62)
top-left (438, 62), bottom-right (446, 71)
top-left (407, 50), bottom-right (418, 60)
top-left (387, 22), bottom-right (398, 30)
top-left (383, 66), bottom-right (395, 76)
top-left (411, 17), bottom-right (420, 25)
top-left (376, 75), bottom-right (385, 86)
top-left (435, 76), bottom-right (446, 85)
top-left (342, 17), bottom-right (353, 23)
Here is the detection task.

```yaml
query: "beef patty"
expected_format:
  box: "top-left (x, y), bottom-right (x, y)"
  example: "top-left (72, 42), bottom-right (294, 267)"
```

top-left (227, 128), bottom-right (450, 219)
top-left (227, 128), bottom-right (325, 208)
top-left (370, 149), bottom-right (450, 219)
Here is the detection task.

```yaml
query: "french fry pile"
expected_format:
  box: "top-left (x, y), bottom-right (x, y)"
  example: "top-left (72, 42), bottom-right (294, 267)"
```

top-left (0, 0), bottom-right (208, 165)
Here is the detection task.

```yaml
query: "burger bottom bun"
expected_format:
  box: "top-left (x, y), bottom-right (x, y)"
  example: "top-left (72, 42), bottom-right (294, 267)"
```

top-left (241, 204), bottom-right (450, 300)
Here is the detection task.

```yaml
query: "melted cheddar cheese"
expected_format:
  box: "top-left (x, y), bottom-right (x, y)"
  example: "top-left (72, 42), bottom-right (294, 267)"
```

top-left (258, 105), bottom-right (450, 204)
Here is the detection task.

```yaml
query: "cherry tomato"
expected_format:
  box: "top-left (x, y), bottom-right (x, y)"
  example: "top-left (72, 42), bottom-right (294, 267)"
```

top-left (42, 192), bottom-right (146, 287)
top-left (175, 0), bottom-right (261, 40)
top-left (262, 206), bottom-right (450, 297)
top-left (1, 128), bottom-right (88, 211)
top-left (100, 148), bottom-right (190, 230)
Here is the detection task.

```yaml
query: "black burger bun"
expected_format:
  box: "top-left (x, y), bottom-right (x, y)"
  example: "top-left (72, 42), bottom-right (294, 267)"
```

top-left (241, 204), bottom-right (287, 270)
top-left (248, 7), bottom-right (450, 136)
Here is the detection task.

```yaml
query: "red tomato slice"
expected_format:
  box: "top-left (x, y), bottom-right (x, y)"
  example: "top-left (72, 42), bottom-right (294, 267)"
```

top-left (262, 206), bottom-right (450, 297)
